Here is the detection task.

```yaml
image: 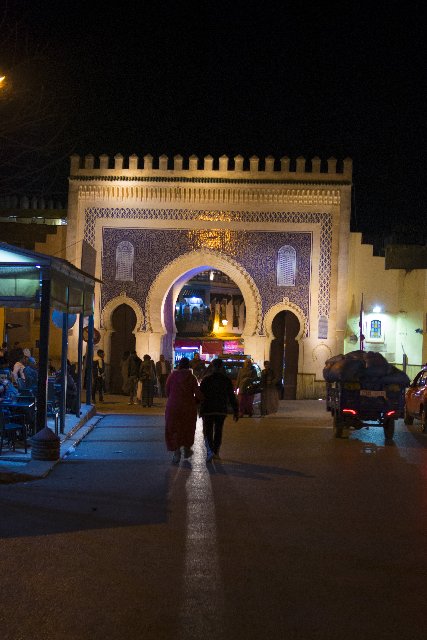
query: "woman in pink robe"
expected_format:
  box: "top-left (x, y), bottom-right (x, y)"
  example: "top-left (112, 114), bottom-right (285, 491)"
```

top-left (165, 357), bottom-right (202, 464)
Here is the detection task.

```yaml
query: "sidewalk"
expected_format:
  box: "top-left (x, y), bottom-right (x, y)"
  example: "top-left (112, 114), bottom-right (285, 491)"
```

top-left (95, 394), bottom-right (329, 420)
top-left (0, 402), bottom-right (99, 484)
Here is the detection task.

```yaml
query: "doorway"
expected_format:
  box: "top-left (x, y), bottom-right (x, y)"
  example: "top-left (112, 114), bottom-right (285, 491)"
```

top-left (109, 304), bottom-right (136, 393)
top-left (270, 311), bottom-right (300, 400)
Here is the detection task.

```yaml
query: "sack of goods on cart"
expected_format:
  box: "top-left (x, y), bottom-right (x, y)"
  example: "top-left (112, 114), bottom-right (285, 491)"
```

top-left (323, 351), bottom-right (411, 439)
top-left (323, 351), bottom-right (410, 389)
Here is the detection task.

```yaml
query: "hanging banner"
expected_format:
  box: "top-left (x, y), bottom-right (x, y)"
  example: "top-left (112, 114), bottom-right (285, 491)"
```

top-left (201, 340), bottom-right (223, 355)
top-left (174, 338), bottom-right (201, 348)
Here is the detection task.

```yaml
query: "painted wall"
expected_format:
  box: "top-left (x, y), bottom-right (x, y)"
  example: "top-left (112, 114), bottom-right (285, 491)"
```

top-left (346, 233), bottom-right (426, 368)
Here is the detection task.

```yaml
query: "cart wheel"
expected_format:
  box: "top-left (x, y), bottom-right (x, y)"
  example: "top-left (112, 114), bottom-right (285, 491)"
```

top-left (383, 416), bottom-right (395, 439)
top-left (421, 408), bottom-right (427, 433)
top-left (333, 413), bottom-right (343, 438)
top-left (403, 405), bottom-right (414, 425)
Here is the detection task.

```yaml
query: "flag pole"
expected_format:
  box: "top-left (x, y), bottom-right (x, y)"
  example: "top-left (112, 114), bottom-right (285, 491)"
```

top-left (359, 293), bottom-right (365, 351)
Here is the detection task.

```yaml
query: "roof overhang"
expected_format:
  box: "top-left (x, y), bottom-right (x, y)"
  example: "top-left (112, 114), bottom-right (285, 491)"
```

top-left (0, 242), bottom-right (100, 314)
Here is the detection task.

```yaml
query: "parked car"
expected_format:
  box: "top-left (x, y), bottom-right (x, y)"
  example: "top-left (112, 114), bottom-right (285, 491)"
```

top-left (404, 365), bottom-right (427, 431)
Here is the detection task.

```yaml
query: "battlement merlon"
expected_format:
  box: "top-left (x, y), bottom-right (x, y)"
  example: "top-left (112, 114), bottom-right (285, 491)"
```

top-left (69, 154), bottom-right (352, 184)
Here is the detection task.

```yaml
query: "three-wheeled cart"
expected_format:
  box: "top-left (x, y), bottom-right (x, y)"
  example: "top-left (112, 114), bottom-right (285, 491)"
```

top-left (326, 381), bottom-right (405, 439)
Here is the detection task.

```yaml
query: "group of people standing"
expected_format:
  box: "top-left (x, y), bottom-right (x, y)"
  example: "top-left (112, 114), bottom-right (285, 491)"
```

top-left (119, 351), bottom-right (171, 407)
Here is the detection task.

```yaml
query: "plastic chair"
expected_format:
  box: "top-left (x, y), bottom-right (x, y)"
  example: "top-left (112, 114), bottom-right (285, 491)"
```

top-left (0, 408), bottom-right (28, 454)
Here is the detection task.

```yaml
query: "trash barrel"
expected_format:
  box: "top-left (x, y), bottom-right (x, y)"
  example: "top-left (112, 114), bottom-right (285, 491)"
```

top-left (30, 426), bottom-right (60, 461)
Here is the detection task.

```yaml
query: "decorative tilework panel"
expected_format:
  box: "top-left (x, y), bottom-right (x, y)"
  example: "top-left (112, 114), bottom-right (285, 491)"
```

top-left (101, 227), bottom-right (312, 327)
top-left (86, 208), bottom-right (332, 321)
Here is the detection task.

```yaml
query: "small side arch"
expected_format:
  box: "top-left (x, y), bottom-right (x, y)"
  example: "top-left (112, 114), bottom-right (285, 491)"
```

top-left (101, 293), bottom-right (144, 332)
top-left (263, 298), bottom-right (307, 341)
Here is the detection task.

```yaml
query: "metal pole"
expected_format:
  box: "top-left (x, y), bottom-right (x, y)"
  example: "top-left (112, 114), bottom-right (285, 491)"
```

top-left (36, 276), bottom-right (51, 432)
top-left (359, 293), bottom-right (365, 351)
top-left (76, 312), bottom-right (84, 417)
top-left (402, 353), bottom-right (408, 374)
top-left (86, 314), bottom-right (94, 405)
top-left (60, 312), bottom-right (69, 434)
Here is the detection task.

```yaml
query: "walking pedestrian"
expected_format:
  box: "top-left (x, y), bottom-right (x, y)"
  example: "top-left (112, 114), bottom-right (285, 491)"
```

top-left (200, 358), bottom-right (239, 462)
top-left (127, 350), bottom-right (141, 405)
top-left (165, 356), bottom-right (202, 464)
top-left (260, 360), bottom-right (279, 416)
top-left (92, 349), bottom-right (105, 403)
top-left (155, 354), bottom-right (171, 397)
top-left (235, 358), bottom-right (258, 417)
top-left (139, 354), bottom-right (157, 407)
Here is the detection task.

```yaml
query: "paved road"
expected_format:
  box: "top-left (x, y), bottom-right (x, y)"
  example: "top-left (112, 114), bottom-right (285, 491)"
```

top-left (1, 403), bottom-right (426, 640)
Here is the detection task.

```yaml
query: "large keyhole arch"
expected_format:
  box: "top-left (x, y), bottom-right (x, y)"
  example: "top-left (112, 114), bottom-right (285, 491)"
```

top-left (146, 249), bottom-right (262, 338)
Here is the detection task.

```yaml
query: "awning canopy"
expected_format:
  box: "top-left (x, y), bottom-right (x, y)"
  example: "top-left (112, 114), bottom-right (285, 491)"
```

top-left (0, 242), bottom-right (99, 314)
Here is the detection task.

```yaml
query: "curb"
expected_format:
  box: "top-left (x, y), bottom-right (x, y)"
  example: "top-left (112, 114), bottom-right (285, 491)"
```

top-left (0, 414), bottom-right (103, 484)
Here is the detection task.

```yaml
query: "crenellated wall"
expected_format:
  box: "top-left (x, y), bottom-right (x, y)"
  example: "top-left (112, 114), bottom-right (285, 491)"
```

top-left (70, 152), bottom-right (352, 178)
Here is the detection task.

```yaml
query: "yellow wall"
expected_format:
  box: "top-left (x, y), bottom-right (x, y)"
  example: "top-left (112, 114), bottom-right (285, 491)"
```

top-left (347, 233), bottom-right (426, 367)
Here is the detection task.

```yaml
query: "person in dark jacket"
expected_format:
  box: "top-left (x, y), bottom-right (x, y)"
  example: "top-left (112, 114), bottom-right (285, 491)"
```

top-left (155, 354), bottom-right (171, 397)
top-left (92, 350), bottom-right (105, 403)
top-left (199, 358), bottom-right (239, 462)
top-left (139, 354), bottom-right (157, 407)
top-left (55, 368), bottom-right (78, 413)
top-left (127, 351), bottom-right (141, 405)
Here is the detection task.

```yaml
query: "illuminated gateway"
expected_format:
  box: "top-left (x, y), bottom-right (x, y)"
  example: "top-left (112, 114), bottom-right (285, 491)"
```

top-left (65, 152), bottom-right (426, 398)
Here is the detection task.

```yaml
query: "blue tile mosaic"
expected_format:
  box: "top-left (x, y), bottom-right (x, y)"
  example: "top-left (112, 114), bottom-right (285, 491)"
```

top-left (85, 208), bottom-right (332, 334)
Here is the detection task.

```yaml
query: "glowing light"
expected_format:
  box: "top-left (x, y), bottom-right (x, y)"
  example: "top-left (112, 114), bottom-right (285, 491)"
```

top-left (209, 271), bottom-right (214, 281)
top-left (221, 319), bottom-right (228, 326)
top-left (373, 305), bottom-right (382, 313)
top-left (187, 229), bottom-right (233, 252)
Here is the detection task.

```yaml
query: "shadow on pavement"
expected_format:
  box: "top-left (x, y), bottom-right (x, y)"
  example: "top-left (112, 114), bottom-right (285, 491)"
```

top-left (206, 459), bottom-right (315, 480)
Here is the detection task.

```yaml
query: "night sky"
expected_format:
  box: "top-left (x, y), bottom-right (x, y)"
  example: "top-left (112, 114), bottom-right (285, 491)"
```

top-left (1, 1), bottom-right (424, 239)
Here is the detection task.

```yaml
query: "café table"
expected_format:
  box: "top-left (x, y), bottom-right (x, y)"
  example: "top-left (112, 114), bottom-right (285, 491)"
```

top-left (0, 398), bottom-right (36, 437)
